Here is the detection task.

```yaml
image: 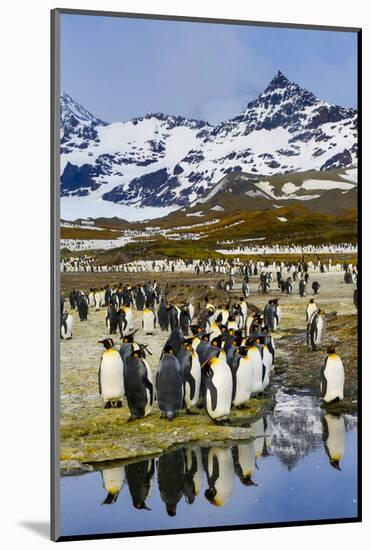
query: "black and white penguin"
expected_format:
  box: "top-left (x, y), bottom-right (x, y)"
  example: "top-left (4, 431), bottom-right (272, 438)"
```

top-left (178, 340), bottom-right (201, 414)
top-left (247, 340), bottom-right (264, 395)
top-left (232, 442), bottom-right (257, 486)
top-left (232, 348), bottom-right (253, 408)
top-left (169, 305), bottom-right (180, 330)
top-left (142, 307), bottom-right (156, 335)
top-left (100, 465), bottom-right (126, 504)
top-left (156, 345), bottom-right (184, 420)
top-left (126, 459), bottom-right (154, 510)
top-left (312, 281), bottom-right (320, 295)
top-left (77, 294), bottom-right (88, 321)
top-left (322, 413), bottom-right (345, 470)
top-left (158, 449), bottom-right (185, 516)
top-left (164, 328), bottom-right (184, 357)
top-left (60, 311), bottom-right (73, 339)
top-left (204, 447), bottom-right (234, 507)
top-left (306, 298), bottom-right (318, 324)
top-left (183, 447), bottom-right (203, 504)
top-left (309, 309), bottom-right (326, 351)
top-left (320, 346), bottom-right (344, 403)
top-left (202, 356), bottom-right (233, 422)
top-left (264, 301), bottom-right (278, 332)
top-left (124, 348), bottom-right (154, 420)
top-left (98, 338), bottom-right (125, 408)
top-left (106, 304), bottom-right (120, 334)
top-left (158, 299), bottom-right (170, 331)
top-left (179, 305), bottom-right (192, 336)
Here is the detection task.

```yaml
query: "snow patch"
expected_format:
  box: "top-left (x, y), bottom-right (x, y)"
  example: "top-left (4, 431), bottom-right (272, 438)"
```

top-left (302, 179), bottom-right (355, 191)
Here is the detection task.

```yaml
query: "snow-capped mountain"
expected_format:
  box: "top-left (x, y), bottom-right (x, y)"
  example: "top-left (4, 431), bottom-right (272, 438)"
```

top-left (60, 72), bottom-right (357, 215)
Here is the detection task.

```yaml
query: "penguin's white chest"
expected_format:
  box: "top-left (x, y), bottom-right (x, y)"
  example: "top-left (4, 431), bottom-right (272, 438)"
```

top-left (101, 352), bottom-right (124, 401)
top-left (249, 348), bottom-right (264, 394)
top-left (207, 448), bottom-right (234, 506)
top-left (102, 466), bottom-right (126, 494)
top-left (233, 356), bottom-right (253, 406)
top-left (206, 360), bottom-right (232, 420)
top-left (143, 311), bottom-right (155, 332)
top-left (61, 314), bottom-right (73, 339)
top-left (326, 415), bottom-right (345, 460)
top-left (323, 356), bottom-right (344, 402)
top-left (237, 442), bottom-right (255, 477)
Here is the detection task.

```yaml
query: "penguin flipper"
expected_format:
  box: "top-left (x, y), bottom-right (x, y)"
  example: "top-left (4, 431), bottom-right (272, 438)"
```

top-left (186, 370), bottom-right (196, 401)
top-left (98, 359), bottom-right (102, 396)
top-left (320, 363), bottom-right (327, 398)
top-left (208, 381), bottom-right (218, 412)
top-left (143, 375), bottom-right (154, 405)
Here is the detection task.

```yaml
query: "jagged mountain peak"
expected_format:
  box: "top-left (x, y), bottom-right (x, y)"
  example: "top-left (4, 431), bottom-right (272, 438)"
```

top-left (60, 92), bottom-right (107, 126)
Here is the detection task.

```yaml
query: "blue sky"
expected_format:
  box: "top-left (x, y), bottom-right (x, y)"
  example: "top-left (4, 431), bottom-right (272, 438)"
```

top-left (61, 14), bottom-right (358, 124)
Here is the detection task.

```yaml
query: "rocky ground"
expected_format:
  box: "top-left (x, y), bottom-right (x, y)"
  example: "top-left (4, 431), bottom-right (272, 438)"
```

top-left (59, 270), bottom-right (358, 471)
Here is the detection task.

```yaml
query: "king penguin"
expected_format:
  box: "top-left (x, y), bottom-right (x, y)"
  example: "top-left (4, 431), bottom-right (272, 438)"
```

top-left (60, 311), bottom-right (73, 339)
top-left (202, 355), bottom-right (233, 423)
top-left (142, 307), bottom-right (156, 335)
top-left (156, 345), bottom-right (184, 420)
top-left (124, 348), bottom-right (154, 420)
top-left (320, 346), bottom-right (344, 403)
top-left (98, 338), bottom-right (125, 409)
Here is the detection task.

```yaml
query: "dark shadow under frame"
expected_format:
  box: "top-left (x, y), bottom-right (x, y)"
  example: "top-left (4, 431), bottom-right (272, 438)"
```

top-left (50, 7), bottom-right (362, 542)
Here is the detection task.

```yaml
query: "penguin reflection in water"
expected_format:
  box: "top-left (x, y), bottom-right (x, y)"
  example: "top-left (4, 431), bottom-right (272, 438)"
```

top-left (183, 447), bottom-right (203, 504)
top-left (158, 449), bottom-right (185, 516)
top-left (322, 413), bottom-right (345, 471)
top-left (204, 447), bottom-right (234, 507)
top-left (320, 346), bottom-right (344, 403)
top-left (232, 441), bottom-right (257, 486)
top-left (100, 465), bottom-right (126, 504)
top-left (126, 459), bottom-right (155, 510)
top-left (98, 339), bottom-right (125, 409)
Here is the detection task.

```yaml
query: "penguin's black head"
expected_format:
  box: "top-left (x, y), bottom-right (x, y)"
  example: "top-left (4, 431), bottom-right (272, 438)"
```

top-left (211, 335), bottom-right (222, 348)
top-left (327, 345), bottom-right (336, 354)
top-left (204, 488), bottom-right (219, 505)
top-left (183, 338), bottom-right (194, 350)
top-left (163, 344), bottom-right (174, 355)
top-left (99, 338), bottom-right (114, 350)
top-left (134, 501), bottom-right (151, 511)
top-left (309, 298), bottom-right (314, 303)
top-left (166, 505), bottom-right (177, 517)
top-left (330, 459), bottom-right (341, 471)
top-left (241, 477), bottom-right (257, 487)
top-left (202, 333), bottom-right (210, 342)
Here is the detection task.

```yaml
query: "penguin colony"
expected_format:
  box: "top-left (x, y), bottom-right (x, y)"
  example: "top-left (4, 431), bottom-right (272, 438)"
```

top-left (61, 262), bottom-right (351, 423)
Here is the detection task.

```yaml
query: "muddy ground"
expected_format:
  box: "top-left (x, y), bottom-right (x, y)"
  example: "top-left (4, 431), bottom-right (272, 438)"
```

top-left (59, 270), bottom-right (358, 471)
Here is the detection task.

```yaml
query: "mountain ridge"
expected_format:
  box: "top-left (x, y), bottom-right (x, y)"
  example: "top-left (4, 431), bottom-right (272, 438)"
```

top-left (60, 71), bottom-right (357, 215)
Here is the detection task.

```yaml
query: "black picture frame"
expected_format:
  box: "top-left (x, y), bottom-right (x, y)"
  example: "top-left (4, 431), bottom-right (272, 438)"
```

top-left (51, 8), bottom-right (362, 542)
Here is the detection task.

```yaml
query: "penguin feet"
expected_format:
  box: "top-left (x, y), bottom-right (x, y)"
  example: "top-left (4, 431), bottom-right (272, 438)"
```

top-left (213, 418), bottom-right (231, 425)
top-left (104, 402), bottom-right (112, 409)
top-left (127, 415), bottom-right (138, 422)
top-left (115, 401), bottom-right (123, 408)
top-left (186, 409), bottom-right (199, 415)
top-left (196, 399), bottom-right (205, 409)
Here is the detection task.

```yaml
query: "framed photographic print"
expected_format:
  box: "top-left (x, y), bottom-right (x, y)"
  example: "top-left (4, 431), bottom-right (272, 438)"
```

top-left (51, 8), bottom-right (361, 542)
